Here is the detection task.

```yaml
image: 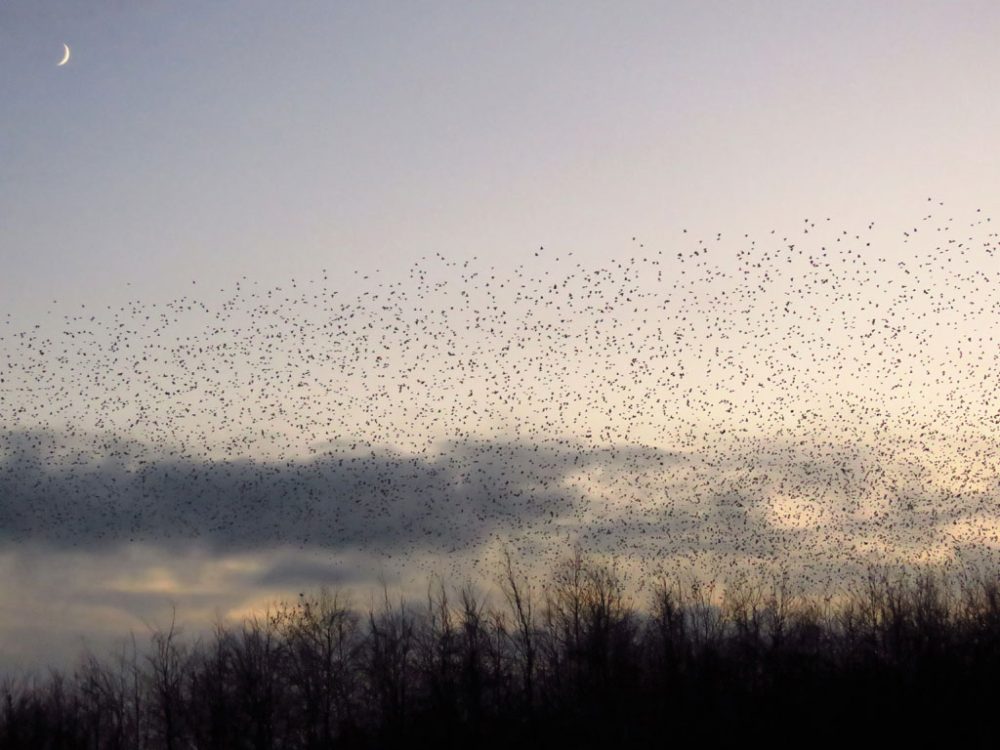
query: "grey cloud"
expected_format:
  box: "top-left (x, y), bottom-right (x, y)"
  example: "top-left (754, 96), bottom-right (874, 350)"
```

top-left (4, 427), bottom-right (1000, 586)
top-left (254, 558), bottom-right (358, 589)
top-left (0, 429), bottom-right (681, 557)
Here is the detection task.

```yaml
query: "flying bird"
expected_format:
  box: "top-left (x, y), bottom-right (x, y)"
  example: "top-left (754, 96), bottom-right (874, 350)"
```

top-left (1, 203), bottom-right (998, 588)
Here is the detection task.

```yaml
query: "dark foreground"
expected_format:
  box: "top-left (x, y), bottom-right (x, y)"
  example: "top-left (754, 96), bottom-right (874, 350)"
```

top-left (4, 551), bottom-right (1000, 748)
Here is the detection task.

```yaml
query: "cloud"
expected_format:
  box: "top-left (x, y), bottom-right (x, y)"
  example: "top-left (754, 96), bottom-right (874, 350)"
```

top-left (254, 556), bottom-right (358, 589)
top-left (4, 426), bottom-right (999, 584)
top-left (0, 428), bottom-right (684, 557)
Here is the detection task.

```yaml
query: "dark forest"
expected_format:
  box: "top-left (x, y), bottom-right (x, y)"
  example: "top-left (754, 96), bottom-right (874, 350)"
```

top-left (4, 550), bottom-right (999, 748)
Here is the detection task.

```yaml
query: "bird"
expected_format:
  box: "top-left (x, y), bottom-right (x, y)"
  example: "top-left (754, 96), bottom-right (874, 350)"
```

top-left (0, 202), bottom-right (998, 594)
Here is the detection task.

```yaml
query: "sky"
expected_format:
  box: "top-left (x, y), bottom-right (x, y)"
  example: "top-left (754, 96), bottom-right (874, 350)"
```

top-left (4, 0), bottom-right (1000, 314)
top-left (3, 1), bottom-right (1000, 671)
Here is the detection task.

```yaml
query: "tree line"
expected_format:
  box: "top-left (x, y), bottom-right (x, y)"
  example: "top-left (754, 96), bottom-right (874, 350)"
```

top-left (4, 549), bottom-right (1000, 748)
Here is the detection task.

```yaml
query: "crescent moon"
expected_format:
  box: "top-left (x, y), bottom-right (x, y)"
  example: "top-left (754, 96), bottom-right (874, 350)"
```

top-left (57, 43), bottom-right (71, 67)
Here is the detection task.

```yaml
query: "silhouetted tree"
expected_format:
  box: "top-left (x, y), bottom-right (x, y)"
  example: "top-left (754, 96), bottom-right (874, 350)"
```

top-left (4, 549), bottom-right (1000, 747)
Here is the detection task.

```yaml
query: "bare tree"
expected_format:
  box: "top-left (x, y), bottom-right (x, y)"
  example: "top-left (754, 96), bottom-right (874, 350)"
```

top-left (146, 606), bottom-right (187, 750)
top-left (364, 580), bottom-right (416, 740)
top-left (500, 547), bottom-right (536, 712)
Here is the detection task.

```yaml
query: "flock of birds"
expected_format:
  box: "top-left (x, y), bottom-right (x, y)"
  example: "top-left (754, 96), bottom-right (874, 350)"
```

top-left (2, 202), bottom-right (1000, 590)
